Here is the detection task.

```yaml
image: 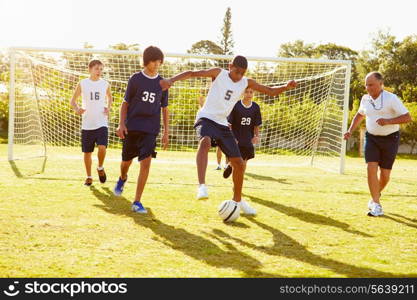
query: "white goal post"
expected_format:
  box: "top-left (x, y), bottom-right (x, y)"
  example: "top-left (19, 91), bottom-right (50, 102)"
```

top-left (7, 47), bottom-right (351, 174)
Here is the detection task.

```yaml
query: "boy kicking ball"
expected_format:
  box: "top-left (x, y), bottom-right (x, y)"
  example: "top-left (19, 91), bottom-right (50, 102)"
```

top-left (70, 59), bottom-right (113, 186)
top-left (113, 46), bottom-right (169, 214)
top-left (161, 55), bottom-right (296, 217)
top-left (222, 87), bottom-right (262, 214)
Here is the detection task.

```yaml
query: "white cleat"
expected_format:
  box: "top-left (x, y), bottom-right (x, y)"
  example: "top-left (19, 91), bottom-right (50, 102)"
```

top-left (197, 184), bottom-right (208, 200)
top-left (240, 200), bottom-right (257, 215)
top-left (368, 202), bottom-right (384, 217)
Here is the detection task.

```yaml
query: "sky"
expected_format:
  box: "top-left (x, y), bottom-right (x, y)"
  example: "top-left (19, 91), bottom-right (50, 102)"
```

top-left (0, 0), bottom-right (416, 57)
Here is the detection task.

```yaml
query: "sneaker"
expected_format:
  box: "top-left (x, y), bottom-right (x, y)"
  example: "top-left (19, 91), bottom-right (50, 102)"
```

top-left (113, 176), bottom-right (127, 196)
top-left (368, 203), bottom-right (384, 217)
top-left (368, 200), bottom-right (374, 210)
top-left (215, 165), bottom-right (221, 170)
top-left (131, 201), bottom-right (147, 214)
top-left (97, 168), bottom-right (107, 183)
top-left (240, 200), bottom-right (257, 215)
top-left (84, 177), bottom-right (93, 186)
top-left (223, 164), bottom-right (232, 179)
top-left (197, 185), bottom-right (208, 200)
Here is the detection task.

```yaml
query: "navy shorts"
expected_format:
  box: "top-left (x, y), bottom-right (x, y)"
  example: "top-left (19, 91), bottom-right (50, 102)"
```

top-left (122, 131), bottom-right (157, 161)
top-left (364, 131), bottom-right (400, 170)
top-left (194, 118), bottom-right (241, 158)
top-left (239, 145), bottom-right (255, 161)
top-left (81, 126), bottom-right (108, 153)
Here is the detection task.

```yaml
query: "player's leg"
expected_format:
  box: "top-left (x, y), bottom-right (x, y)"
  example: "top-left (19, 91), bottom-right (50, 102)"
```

top-left (238, 146), bottom-right (256, 215)
top-left (131, 133), bottom-right (158, 213)
top-left (196, 136), bottom-right (211, 199)
top-left (379, 168), bottom-right (391, 193)
top-left (378, 131), bottom-right (400, 196)
top-left (216, 146), bottom-right (222, 170)
top-left (229, 156), bottom-right (245, 202)
top-left (96, 127), bottom-right (109, 183)
top-left (114, 132), bottom-right (136, 196)
top-left (364, 133), bottom-right (383, 216)
top-left (81, 129), bottom-right (95, 186)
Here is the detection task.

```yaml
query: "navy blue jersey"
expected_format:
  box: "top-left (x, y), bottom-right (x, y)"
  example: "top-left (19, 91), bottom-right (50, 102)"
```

top-left (227, 100), bottom-right (262, 146)
top-left (124, 71), bottom-right (168, 134)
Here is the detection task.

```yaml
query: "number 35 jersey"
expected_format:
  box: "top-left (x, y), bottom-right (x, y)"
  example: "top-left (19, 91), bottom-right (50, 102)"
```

top-left (124, 71), bottom-right (169, 135)
top-left (196, 69), bottom-right (248, 126)
top-left (80, 78), bottom-right (109, 130)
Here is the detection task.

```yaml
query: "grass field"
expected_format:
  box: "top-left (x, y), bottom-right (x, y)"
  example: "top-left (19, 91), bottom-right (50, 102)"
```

top-left (0, 144), bottom-right (416, 277)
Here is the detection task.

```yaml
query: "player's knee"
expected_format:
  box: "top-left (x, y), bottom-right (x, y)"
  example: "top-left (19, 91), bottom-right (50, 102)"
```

top-left (199, 137), bottom-right (211, 150)
top-left (230, 157), bottom-right (244, 171)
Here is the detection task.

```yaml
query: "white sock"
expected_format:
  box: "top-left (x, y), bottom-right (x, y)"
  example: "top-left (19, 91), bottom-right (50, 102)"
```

top-left (87, 176), bottom-right (93, 179)
top-left (97, 166), bottom-right (104, 171)
top-left (199, 184), bottom-right (206, 188)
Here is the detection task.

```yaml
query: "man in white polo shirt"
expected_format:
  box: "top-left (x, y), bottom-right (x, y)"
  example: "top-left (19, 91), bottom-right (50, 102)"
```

top-left (344, 72), bottom-right (412, 216)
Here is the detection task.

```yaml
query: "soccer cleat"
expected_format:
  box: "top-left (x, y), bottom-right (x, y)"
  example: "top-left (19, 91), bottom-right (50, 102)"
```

top-left (97, 168), bottom-right (107, 183)
top-left (239, 200), bottom-right (257, 215)
top-left (84, 177), bottom-right (93, 186)
top-left (367, 203), bottom-right (384, 217)
top-left (197, 185), bottom-right (208, 200)
top-left (113, 176), bottom-right (127, 196)
top-left (223, 164), bottom-right (232, 179)
top-left (131, 201), bottom-right (147, 214)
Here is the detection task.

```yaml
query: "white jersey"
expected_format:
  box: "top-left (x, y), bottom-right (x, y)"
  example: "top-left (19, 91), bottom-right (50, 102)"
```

top-left (358, 90), bottom-right (409, 136)
top-left (80, 78), bottom-right (109, 130)
top-left (196, 69), bottom-right (248, 126)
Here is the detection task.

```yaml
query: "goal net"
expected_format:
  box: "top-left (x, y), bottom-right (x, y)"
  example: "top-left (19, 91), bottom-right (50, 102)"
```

top-left (7, 47), bottom-right (351, 173)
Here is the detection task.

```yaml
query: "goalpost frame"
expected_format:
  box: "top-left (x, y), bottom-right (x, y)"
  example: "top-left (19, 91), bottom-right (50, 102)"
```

top-left (8, 49), bottom-right (16, 161)
top-left (339, 61), bottom-right (352, 175)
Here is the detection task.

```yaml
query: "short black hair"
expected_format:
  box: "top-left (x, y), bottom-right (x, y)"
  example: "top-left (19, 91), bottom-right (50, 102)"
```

top-left (367, 71), bottom-right (384, 82)
top-left (232, 55), bottom-right (248, 69)
top-left (88, 59), bottom-right (103, 69)
top-left (143, 46), bottom-right (164, 66)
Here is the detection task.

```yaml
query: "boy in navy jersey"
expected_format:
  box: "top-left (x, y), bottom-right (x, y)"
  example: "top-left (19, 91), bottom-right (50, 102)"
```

top-left (114, 46), bottom-right (169, 214)
top-left (223, 88), bottom-right (262, 205)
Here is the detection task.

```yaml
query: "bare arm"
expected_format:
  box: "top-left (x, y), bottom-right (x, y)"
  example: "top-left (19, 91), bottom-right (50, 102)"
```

top-left (247, 79), bottom-right (297, 97)
top-left (116, 101), bottom-right (129, 139)
top-left (344, 112), bottom-right (365, 140)
top-left (69, 83), bottom-right (85, 115)
top-left (252, 126), bottom-right (260, 145)
top-left (160, 68), bottom-right (221, 90)
top-left (376, 112), bottom-right (412, 126)
top-left (162, 107), bottom-right (169, 150)
top-left (104, 84), bottom-right (113, 115)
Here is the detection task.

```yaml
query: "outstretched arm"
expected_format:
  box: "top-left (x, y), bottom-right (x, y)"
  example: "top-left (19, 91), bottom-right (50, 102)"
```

top-left (247, 79), bottom-right (297, 97)
top-left (160, 68), bottom-right (221, 90)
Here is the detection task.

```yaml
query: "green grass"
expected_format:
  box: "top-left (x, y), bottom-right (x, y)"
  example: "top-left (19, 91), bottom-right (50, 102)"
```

top-left (0, 144), bottom-right (416, 277)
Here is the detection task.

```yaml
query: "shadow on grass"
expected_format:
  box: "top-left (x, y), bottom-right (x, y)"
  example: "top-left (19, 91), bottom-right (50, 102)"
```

top-left (244, 194), bottom-right (373, 238)
top-left (382, 215), bottom-right (417, 230)
top-left (8, 158), bottom-right (47, 178)
top-left (245, 172), bottom-right (291, 185)
top-left (89, 186), bottom-right (278, 277)
top-left (212, 218), bottom-right (417, 278)
top-left (390, 213), bottom-right (417, 223)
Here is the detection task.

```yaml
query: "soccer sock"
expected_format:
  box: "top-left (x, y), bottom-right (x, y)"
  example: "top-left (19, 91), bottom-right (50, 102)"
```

top-left (97, 166), bottom-right (104, 171)
top-left (87, 176), bottom-right (93, 179)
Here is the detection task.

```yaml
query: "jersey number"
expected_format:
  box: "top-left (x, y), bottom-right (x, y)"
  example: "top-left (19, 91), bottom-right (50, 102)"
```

top-left (241, 117), bottom-right (251, 125)
top-left (142, 91), bottom-right (156, 103)
top-left (90, 92), bottom-right (100, 100)
top-left (225, 90), bottom-right (233, 101)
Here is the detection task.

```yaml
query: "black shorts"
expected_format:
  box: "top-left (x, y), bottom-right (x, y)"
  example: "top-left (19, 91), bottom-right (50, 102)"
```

top-left (194, 118), bottom-right (241, 158)
top-left (122, 131), bottom-right (157, 161)
top-left (239, 145), bottom-right (255, 161)
top-left (365, 131), bottom-right (400, 170)
top-left (81, 126), bottom-right (108, 153)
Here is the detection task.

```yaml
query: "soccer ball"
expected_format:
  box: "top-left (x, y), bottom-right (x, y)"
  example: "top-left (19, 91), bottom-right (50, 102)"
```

top-left (218, 200), bottom-right (240, 222)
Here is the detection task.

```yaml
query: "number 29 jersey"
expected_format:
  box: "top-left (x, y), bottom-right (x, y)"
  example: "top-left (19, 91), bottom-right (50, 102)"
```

top-left (196, 69), bottom-right (248, 127)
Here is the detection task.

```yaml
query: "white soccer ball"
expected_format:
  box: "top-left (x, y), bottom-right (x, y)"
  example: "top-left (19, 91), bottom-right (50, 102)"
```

top-left (218, 200), bottom-right (240, 222)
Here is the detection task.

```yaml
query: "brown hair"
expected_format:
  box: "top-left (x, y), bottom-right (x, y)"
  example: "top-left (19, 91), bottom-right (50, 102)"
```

top-left (143, 46), bottom-right (164, 66)
top-left (88, 59), bottom-right (103, 69)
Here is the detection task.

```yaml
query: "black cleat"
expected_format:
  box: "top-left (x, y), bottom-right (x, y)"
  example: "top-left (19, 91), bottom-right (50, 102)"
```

top-left (223, 164), bottom-right (232, 179)
top-left (97, 168), bottom-right (107, 183)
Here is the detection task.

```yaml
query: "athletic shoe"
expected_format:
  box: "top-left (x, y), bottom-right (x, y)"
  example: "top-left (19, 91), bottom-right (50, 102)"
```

top-left (131, 201), bottom-right (147, 214)
top-left (240, 200), bottom-right (257, 215)
top-left (97, 168), bottom-right (107, 183)
top-left (215, 165), bottom-right (221, 170)
top-left (368, 203), bottom-right (384, 217)
top-left (223, 164), bottom-right (232, 179)
top-left (113, 176), bottom-right (127, 196)
top-left (84, 177), bottom-right (93, 186)
top-left (368, 200), bottom-right (374, 210)
top-left (197, 185), bottom-right (208, 200)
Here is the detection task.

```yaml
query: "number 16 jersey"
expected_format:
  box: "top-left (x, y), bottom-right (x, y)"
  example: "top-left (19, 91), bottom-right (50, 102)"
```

top-left (80, 78), bottom-right (109, 130)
